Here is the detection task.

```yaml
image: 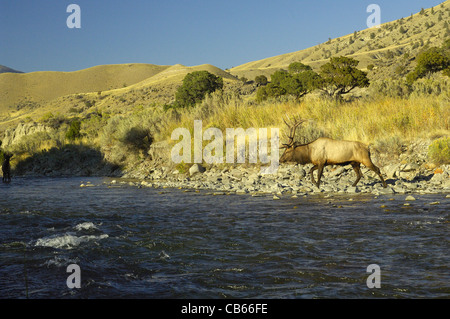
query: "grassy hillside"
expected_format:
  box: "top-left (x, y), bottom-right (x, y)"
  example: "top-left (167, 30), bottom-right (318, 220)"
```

top-left (0, 63), bottom-right (171, 111)
top-left (229, 1), bottom-right (450, 80)
top-left (0, 63), bottom-right (239, 132)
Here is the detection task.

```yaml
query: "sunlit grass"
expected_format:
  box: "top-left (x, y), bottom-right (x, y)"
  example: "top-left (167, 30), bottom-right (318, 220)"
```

top-left (156, 92), bottom-right (449, 148)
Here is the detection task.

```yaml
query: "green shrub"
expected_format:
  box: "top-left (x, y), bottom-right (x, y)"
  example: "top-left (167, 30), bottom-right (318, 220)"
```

top-left (256, 65), bottom-right (320, 102)
top-left (119, 126), bottom-right (153, 154)
top-left (428, 137), bottom-right (450, 164)
top-left (172, 71), bottom-right (223, 108)
top-left (254, 75), bottom-right (268, 86)
top-left (66, 120), bottom-right (82, 141)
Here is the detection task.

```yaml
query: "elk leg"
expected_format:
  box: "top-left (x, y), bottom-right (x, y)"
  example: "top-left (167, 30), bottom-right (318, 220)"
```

top-left (351, 163), bottom-right (363, 187)
top-left (310, 165), bottom-right (318, 187)
top-left (316, 164), bottom-right (325, 188)
top-left (368, 164), bottom-right (387, 188)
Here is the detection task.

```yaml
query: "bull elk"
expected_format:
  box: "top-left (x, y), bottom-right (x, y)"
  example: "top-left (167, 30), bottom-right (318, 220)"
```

top-left (280, 116), bottom-right (387, 188)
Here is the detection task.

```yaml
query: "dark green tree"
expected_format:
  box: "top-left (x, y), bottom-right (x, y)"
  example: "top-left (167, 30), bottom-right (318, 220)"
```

top-left (288, 62), bottom-right (312, 74)
top-left (172, 71), bottom-right (223, 108)
top-left (317, 56), bottom-right (370, 98)
top-left (256, 64), bottom-right (320, 102)
top-left (66, 120), bottom-right (82, 141)
top-left (407, 44), bottom-right (450, 83)
top-left (254, 75), bottom-right (268, 86)
top-left (416, 47), bottom-right (449, 75)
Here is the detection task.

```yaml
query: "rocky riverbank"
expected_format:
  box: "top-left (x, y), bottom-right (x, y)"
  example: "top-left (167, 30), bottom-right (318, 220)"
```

top-left (8, 137), bottom-right (450, 197)
top-left (117, 162), bottom-right (450, 197)
top-left (111, 138), bottom-right (449, 196)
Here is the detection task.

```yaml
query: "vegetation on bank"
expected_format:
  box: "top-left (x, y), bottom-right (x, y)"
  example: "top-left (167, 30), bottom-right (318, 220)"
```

top-left (2, 82), bottom-right (449, 172)
top-left (1, 50), bottom-right (450, 174)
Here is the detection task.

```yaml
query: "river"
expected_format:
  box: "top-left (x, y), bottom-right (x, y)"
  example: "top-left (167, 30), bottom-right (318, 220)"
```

top-left (0, 177), bottom-right (448, 298)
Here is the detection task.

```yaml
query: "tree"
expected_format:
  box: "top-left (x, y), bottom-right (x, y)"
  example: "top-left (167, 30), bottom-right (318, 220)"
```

top-left (408, 44), bottom-right (450, 83)
top-left (288, 62), bottom-right (312, 74)
top-left (317, 56), bottom-right (370, 99)
top-left (172, 71), bottom-right (223, 108)
top-left (254, 75), bottom-right (268, 86)
top-left (256, 63), bottom-right (320, 102)
top-left (416, 47), bottom-right (449, 75)
top-left (66, 120), bottom-right (82, 141)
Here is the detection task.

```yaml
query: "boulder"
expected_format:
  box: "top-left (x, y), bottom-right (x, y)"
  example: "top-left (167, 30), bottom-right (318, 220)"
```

top-left (383, 164), bottom-right (401, 179)
top-left (189, 164), bottom-right (206, 176)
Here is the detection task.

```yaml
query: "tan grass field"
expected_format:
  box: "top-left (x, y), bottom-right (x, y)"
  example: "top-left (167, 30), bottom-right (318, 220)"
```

top-left (0, 63), bottom-right (174, 111)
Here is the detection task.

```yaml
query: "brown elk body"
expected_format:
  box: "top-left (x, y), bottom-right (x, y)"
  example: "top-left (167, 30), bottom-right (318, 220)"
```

top-left (280, 118), bottom-right (387, 188)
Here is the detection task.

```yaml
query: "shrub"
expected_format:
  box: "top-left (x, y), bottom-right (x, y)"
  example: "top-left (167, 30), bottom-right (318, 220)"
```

top-left (66, 120), bottom-right (82, 141)
top-left (39, 112), bottom-right (55, 123)
top-left (374, 136), bottom-right (405, 156)
top-left (172, 71), bottom-right (223, 108)
top-left (9, 132), bottom-right (54, 155)
top-left (99, 111), bottom-right (161, 166)
top-left (428, 137), bottom-right (450, 164)
top-left (240, 76), bottom-right (248, 84)
top-left (255, 75), bottom-right (268, 86)
top-left (119, 126), bottom-right (153, 154)
top-left (256, 65), bottom-right (320, 102)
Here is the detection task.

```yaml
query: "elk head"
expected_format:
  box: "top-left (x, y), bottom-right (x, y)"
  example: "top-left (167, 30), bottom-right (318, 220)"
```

top-left (279, 115), bottom-right (306, 163)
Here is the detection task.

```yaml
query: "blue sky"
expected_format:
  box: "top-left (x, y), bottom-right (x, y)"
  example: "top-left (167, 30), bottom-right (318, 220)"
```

top-left (0, 0), bottom-right (445, 72)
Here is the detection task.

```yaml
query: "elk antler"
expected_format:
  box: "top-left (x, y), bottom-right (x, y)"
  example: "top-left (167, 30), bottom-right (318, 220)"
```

top-left (282, 115), bottom-right (305, 148)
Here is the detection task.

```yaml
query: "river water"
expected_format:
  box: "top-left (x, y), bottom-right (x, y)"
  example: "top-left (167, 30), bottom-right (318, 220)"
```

top-left (0, 177), bottom-right (448, 299)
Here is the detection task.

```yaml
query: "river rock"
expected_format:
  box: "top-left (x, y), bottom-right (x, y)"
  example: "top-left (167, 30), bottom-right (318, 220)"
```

top-left (329, 166), bottom-right (346, 177)
top-left (346, 186), bottom-right (359, 193)
top-left (189, 164), bottom-right (206, 176)
top-left (405, 195), bottom-right (416, 201)
top-left (384, 164), bottom-right (401, 179)
top-left (378, 186), bottom-right (395, 194)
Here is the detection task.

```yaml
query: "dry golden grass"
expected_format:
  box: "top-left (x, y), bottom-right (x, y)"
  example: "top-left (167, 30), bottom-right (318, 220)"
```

top-left (0, 63), bottom-right (171, 111)
top-left (156, 92), bottom-right (450, 148)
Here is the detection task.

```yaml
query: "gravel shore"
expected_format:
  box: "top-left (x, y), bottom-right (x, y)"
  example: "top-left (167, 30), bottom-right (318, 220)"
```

top-left (118, 162), bottom-right (450, 197)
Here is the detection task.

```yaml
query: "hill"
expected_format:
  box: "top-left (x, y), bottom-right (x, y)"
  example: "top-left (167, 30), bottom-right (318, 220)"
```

top-left (0, 65), bottom-right (23, 74)
top-left (0, 62), bottom-right (239, 132)
top-left (229, 1), bottom-right (450, 80)
top-left (0, 63), bottom-right (171, 111)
